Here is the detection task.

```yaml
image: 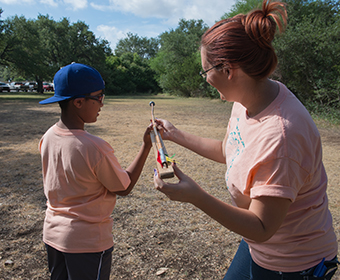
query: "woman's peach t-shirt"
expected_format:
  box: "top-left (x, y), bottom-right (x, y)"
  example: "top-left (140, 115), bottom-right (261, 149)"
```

top-left (224, 82), bottom-right (337, 272)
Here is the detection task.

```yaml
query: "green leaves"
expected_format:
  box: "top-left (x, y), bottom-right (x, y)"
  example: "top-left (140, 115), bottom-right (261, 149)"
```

top-left (150, 19), bottom-right (209, 97)
top-left (114, 32), bottom-right (159, 59)
top-left (0, 14), bottom-right (110, 92)
top-left (222, 0), bottom-right (340, 109)
top-left (105, 52), bottom-right (159, 95)
top-left (273, 0), bottom-right (340, 108)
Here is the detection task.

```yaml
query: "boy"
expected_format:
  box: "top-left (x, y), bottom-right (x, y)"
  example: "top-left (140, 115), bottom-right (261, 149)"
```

top-left (39, 63), bottom-right (152, 280)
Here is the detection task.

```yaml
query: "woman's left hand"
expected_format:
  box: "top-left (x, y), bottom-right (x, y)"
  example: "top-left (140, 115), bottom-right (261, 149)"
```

top-left (154, 163), bottom-right (205, 203)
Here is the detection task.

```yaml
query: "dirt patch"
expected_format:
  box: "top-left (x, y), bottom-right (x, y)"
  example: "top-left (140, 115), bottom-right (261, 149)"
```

top-left (0, 95), bottom-right (339, 279)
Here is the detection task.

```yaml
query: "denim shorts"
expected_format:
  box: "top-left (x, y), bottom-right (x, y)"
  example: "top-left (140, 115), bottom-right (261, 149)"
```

top-left (223, 239), bottom-right (338, 280)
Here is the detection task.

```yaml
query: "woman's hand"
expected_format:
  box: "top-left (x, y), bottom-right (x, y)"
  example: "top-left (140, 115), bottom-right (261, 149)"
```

top-left (154, 163), bottom-right (205, 204)
top-left (154, 119), bottom-right (178, 141)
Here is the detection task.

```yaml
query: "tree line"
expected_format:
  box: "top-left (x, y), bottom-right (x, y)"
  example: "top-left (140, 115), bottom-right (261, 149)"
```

top-left (0, 0), bottom-right (339, 112)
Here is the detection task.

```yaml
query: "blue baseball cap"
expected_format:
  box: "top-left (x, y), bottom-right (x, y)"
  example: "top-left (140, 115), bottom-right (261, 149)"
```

top-left (39, 63), bottom-right (105, 105)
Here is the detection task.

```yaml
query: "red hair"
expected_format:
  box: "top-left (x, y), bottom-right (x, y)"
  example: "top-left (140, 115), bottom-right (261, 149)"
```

top-left (201, 0), bottom-right (287, 79)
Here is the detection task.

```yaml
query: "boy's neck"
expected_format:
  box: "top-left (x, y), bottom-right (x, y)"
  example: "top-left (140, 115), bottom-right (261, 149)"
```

top-left (57, 117), bottom-right (84, 130)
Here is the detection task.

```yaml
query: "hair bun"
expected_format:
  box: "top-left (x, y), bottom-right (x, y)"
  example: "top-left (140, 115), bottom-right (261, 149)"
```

top-left (200, 0), bottom-right (287, 79)
top-left (243, 0), bottom-right (287, 49)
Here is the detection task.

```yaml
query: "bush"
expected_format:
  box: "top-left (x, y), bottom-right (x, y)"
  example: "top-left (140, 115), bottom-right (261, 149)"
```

top-left (273, 0), bottom-right (340, 109)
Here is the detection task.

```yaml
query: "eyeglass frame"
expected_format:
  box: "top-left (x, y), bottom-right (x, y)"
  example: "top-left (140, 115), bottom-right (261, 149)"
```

top-left (74, 91), bottom-right (105, 104)
top-left (199, 63), bottom-right (224, 79)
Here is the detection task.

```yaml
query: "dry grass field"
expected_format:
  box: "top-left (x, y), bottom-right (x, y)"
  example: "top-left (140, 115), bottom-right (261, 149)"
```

top-left (0, 93), bottom-right (339, 280)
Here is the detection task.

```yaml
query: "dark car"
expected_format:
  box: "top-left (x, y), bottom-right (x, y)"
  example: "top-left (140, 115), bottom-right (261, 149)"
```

top-left (43, 82), bottom-right (54, 92)
top-left (0, 82), bottom-right (10, 92)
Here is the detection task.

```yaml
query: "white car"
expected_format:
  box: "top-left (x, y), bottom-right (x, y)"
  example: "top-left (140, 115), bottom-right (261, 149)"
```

top-left (25, 82), bottom-right (38, 91)
top-left (9, 82), bottom-right (25, 92)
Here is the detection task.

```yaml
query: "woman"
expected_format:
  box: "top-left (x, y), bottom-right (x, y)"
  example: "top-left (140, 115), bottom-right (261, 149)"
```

top-left (153, 1), bottom-right (338, 279)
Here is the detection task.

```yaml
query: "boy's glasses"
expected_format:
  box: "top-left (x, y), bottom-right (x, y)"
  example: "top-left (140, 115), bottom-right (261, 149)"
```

top-left (86, 93), bottom-right (105, 104)
top-left (75, 92), bottom-right (105, 104)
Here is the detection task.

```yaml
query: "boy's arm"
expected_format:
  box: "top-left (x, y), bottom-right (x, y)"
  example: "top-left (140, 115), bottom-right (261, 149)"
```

top-left (114, 128), bottom-right (152, 196)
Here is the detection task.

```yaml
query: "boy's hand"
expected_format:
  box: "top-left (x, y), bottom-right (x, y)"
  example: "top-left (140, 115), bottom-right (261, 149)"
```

top-left (143, 123), bottom-right (153, 148)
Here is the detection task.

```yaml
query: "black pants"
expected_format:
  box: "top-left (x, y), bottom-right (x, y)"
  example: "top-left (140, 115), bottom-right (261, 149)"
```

top-left (45, 244), bottom-right (113, 280)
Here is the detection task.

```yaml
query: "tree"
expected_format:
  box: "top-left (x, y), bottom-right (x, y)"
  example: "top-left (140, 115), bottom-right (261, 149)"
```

top-left (221, 0), bottom-right (340, 110)
top-left (221, 0), bottom-right (262, 19)
top-left (0, 15), bottom-right (45, 90)
top-left (0, 8), bottom-right (11, 67)
top-left (110, 33), bottom-right (160, 94)
top-left (36, 15), bottom-right (111, 84)
top-left (114, 32), bottom-right (160, 59)
top-left (105, 52), bottom-right (159, 95)
top-left (0, 13), bottom-right (111, 92)
top-left (0, 8), bottom-right (5, 63)
top-left (150, 19), bottom-right (209, 97)
top-left (273, 0), bottom-right (340, 108)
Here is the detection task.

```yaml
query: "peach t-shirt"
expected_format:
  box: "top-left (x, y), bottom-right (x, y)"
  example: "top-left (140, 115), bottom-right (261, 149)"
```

top-left (224, 82), bottom-right (337, 272)
top-left (39, 124), bottom-right (131, 253)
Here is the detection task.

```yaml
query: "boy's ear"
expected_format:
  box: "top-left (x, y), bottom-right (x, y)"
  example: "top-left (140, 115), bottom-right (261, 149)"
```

top-left (72, 98), bottom-right (85, 109)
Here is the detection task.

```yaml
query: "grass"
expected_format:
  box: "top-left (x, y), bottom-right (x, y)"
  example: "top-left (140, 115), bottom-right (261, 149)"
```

top-left (0, 91), bottom-right (55, 101)
top-left (0, 92), bottom-right (339, 280)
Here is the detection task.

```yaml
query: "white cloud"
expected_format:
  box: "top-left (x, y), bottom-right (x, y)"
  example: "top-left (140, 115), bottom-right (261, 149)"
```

top-left (90, 2), bottom-right (109, 12)
top-left (96, 24), bottom-right (128, 50)
top-left (182, 0), bottom-right (233, 26)
top-left (0, 0), bottom-right (34, 4)
top-left (91, 0), bottom-right (180, 18)
top-left (0, 0), bottom-right (87, 9)
top-left (40, 0), bottom-right (58, 7)
top-left (92, 0), bottom-right (236, 52)
top-left (64, 0), bottom-right (87, 10)
top-left (91, 0), bottom-right (234, 26)
top-left (109, 0), bottom-right (179, 18)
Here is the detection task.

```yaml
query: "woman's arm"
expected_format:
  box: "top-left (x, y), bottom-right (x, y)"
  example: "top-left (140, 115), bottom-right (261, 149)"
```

top-left (154, 164), bottom-right (291, 242)
top-left (156, 119), bottom-right (226, 164)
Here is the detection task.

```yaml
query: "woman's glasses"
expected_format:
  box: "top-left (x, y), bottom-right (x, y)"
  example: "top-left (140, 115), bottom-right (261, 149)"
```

top-left (199, 66), bottom-right (216, 79)
top-left (199, 64), bottom-right (223, 79)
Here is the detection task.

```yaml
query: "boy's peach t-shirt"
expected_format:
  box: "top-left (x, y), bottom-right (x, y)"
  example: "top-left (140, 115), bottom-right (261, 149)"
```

top-left (39, 124), bottom-right (131, 253)
top-left (224, 82), bottom-right (337, 272)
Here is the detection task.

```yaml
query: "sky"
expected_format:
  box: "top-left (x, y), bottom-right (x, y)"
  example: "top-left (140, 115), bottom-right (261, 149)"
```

top-left (0, 0), bottom-right (236, 52)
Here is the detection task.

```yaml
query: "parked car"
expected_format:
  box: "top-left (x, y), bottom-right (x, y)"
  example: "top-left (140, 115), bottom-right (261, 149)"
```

top-left (0, 82), bottom-right (10, 92)
top-left (9, 82), bottom-right (27, 92)
top-left (43, 82), bottom-right (54, 92)
top-left (25, 82), bottom-right (38, 91)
